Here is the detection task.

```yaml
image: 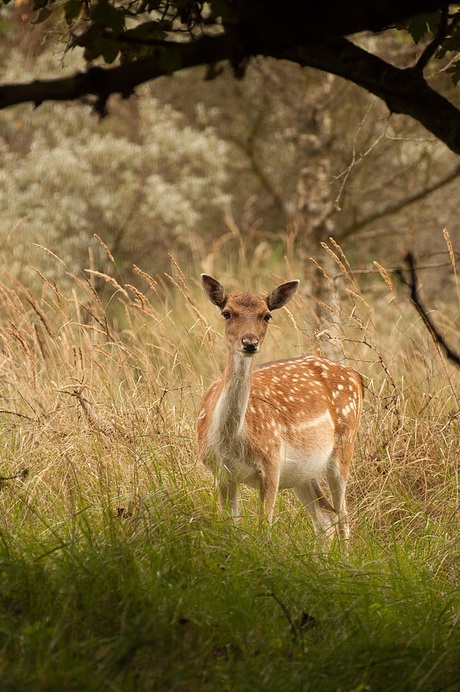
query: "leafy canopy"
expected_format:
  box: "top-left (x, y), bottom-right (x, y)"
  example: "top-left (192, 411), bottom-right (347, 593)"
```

top-left (23, 1), bottom-right (460, 79)
top-left (1, 2), bottom-right (460, 152)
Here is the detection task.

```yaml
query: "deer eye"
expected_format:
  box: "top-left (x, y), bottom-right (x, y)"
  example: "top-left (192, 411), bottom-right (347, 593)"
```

top-left (264, 313), bottom-right (272, 322)
top-left (221, 310), bottom-right (231, 320)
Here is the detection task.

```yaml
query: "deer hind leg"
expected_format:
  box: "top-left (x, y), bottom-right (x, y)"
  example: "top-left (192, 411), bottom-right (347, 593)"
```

top-left (326, 452), bottom-right (350, 540)
top-left (293, 480), bottom-right (337, 542)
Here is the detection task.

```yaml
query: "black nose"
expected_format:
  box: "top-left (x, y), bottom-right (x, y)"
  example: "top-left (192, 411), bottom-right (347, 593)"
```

top-left (242, 338), bottom-right (259, 353)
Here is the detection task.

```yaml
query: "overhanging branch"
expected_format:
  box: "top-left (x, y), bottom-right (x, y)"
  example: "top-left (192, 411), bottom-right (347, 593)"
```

top-left (1, 33), bottom-right (460, 154)
top-left (0, 34), bottom-right (238, 114)
top-left (272, 38), bottom-right (460, 154)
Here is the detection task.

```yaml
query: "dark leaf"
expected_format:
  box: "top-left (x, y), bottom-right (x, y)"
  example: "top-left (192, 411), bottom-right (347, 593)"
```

top-left (32, 0), bottom-right (52, 10)
top-left (401, 12), bottom-right (441, 43)
top-left (121, 21), bottom-right (168, 42)
top-left (209, 0), bottom-right (235, 25)
top-left (436, 24), bottom-right (460, 57)
top-left (31, 6), bottom-right (52, 23)
top-left (145, 0), bottom-right (162, 9)
top-left (64, 0), bottom-right (82, 22)
top-left (91, 0), bottom-right (125, 34)
top-left (100, 37), bottom-right (120, 63)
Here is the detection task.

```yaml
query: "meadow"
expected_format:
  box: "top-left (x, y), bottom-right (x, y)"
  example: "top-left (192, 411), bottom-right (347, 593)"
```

top-left (0, 235), bottom-right (459, 691)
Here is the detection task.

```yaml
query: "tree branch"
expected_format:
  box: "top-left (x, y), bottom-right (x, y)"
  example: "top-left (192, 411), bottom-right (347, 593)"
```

top-left (271, 38), bottom-right (460, 154)
top-left (0, 34), bottom-right (238, 114)
top-left (340, 163), bottom-right (460, 240)
top-left (2, 31), bottom-right (460, 154)
top-left (397, 252), bottom-right (460, 367)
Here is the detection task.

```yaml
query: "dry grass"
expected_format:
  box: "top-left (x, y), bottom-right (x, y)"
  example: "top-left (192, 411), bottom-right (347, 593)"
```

top-left (0, 237), bottom-right (459, 689)
top-left (0, 237), bottom-right (458, 545)
top-left (0, 253), bottom-right (204, 531)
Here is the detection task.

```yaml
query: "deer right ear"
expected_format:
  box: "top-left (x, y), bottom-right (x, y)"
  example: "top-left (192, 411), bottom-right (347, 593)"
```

top-left (201, 274), bottom-right (227, 309)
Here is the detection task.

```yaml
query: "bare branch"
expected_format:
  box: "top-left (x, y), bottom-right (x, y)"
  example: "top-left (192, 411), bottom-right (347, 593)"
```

top-left (273, 38), bottom-right (460, 154)
top-left (2, 32), bottom-right (460, 154)
top-left (0, 34), bottom-right (236, 113)
top-left (340, 163), bottom-right (460, 240)
top-left (397, 252), bottom-right (460, 367)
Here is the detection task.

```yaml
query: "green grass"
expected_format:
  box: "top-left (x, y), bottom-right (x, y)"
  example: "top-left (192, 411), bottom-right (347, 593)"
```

top-left (0, 489), bottom-right (459, 691)
top-left (0, 245), bottom-right (459, 689)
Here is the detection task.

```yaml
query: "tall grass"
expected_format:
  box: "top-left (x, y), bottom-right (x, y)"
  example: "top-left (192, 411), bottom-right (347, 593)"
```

top-left (0, 236), bottom-right (459, 689)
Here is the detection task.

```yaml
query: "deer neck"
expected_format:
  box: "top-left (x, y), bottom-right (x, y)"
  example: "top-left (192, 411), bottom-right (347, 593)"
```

top-left (212, 349), bottom-right (253, 444)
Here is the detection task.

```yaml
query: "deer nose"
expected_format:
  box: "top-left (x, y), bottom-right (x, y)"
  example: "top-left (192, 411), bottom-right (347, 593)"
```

top-left (241, 337), bottom-right (259, 354)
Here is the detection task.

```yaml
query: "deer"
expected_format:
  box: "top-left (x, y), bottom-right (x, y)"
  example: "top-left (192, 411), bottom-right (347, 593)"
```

top-left (197, 274), bottom-right (363, 542)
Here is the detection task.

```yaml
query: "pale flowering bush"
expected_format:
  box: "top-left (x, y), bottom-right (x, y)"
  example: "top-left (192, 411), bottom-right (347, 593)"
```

top-left (0, 48), bottom-right (232, 285)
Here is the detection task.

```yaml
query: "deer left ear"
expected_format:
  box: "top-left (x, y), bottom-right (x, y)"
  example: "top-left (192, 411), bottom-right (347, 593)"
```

top-left (266, 280), bottom-right (299, 311)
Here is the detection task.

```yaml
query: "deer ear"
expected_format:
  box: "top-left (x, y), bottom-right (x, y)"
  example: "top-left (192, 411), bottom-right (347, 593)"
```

top-left (266, 280), bottom-right (299, 311)
top-left (201, 274), bottom-right (227, 309)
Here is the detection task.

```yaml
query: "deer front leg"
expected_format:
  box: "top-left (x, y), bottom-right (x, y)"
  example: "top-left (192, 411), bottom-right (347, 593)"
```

top-left (259, 464), bottom-right (280, 524)
top-left (218, 477), bottom-right (239, 518)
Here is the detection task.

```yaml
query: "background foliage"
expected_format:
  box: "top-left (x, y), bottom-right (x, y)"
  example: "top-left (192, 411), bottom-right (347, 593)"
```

top-left (1, 13), bottom-right (459, 297)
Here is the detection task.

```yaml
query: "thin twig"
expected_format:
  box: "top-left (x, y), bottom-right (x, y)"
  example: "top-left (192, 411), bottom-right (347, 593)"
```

top-left (0, 469), bottom-right (29, 483)
top-left (263, 591), bottom-right (298, 641)
top-left (397, 252), bottom-right (460, 368)
top-left (340, 163), bottom-right (460, 240)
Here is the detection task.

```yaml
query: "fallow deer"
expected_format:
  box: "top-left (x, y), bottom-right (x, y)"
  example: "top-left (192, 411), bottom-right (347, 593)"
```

top-left (197, 275), bottom-right (363, 541)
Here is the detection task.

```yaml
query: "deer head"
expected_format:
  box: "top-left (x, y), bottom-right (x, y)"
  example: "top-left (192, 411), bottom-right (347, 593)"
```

top-left (201, 274), bottom-right (299, 356)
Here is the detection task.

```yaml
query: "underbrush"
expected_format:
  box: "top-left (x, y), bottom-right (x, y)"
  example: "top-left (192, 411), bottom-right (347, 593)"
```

top-left (0, 238), bottom-right (459, 689)
top-left (1, 491), bottom-right (459, 690)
